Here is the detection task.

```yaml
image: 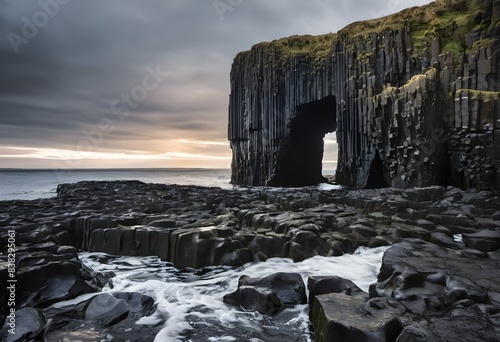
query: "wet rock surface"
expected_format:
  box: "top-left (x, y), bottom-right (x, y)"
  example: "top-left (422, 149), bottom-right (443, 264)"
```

top-left (0, 180), bottom-right (499, 340)
top-left (223, 272), bottom-right (306, 314)
top-left (41, 291), bottom-right (159, 342)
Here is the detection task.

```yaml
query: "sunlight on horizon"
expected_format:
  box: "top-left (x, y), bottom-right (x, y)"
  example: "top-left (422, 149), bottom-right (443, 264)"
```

top-left (323, 132), bottom-right (338, 173)
top-left (1, 134), bottom-right (339, 169)
top-left (0, 145), bottom-right (232, 169)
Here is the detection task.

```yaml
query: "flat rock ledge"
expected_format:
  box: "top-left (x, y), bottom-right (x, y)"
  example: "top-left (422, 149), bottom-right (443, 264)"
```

top-left (0, 180), bottom-right (499, 341)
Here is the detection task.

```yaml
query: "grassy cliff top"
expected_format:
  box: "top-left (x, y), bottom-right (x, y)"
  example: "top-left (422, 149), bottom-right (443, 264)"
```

top-left (234, 0), bottom-right (497, 65)
top-left (234, 33), bottom-right (336, 64)
top-left (339, 0), bottom-right (482, 39)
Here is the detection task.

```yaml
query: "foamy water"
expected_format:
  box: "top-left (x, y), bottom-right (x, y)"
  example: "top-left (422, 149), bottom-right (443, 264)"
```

top-left (54, 246), bottom-right (387, 341)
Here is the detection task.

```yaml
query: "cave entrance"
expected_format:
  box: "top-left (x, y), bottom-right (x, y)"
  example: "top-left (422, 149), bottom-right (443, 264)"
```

top-left (270, 95), bottom-right (336, 186)
top-left (365, 152), bottom-right (390, 189)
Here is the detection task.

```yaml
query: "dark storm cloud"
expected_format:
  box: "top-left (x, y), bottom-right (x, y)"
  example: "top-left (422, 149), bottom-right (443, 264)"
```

top-left (0, 0), bottom-right (433, 158)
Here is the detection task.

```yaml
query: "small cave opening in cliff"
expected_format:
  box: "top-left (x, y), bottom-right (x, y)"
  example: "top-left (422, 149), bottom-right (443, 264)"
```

top-left (365, 152), bottom-right (390, 189)
top-left (270, 95), bottom-right (336, 186)
top-left (323, 132), bottom-right (338, 182)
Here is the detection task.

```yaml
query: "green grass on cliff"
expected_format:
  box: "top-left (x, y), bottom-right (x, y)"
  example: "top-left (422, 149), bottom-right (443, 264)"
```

top-left (339, 0), bottom-right (484, 57)
top-left (270, 34), bottom-right (336, 60)
top-left (238, 0), bottom-right (494, 66)
top-left (238, 33), bottom-right (336, 66)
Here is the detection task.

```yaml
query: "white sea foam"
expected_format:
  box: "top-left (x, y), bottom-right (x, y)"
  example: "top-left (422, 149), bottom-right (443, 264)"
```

top-left (72, 246), bottom-right (388, 341)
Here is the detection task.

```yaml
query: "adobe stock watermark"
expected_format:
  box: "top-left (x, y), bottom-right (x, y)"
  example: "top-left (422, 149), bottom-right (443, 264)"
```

top-left (5, 231), bottom-right (17, 336)
top-left (51, 64), bottom-right (169, 178)
top-left (7, 0), bottom-right (72, 54)
top-left (213, 0), bottom-right (242, 21)
top-left (110, 65), bottom-right (169, 120)
top-left (370, 0), bottom-right (404, 19)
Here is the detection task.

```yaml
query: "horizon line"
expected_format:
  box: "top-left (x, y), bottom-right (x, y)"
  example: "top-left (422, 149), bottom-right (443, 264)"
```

top-left (0, 167), bottom-right (232, 172)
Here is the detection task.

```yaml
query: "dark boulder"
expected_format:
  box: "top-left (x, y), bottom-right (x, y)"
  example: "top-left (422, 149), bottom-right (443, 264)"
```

top-left (371, 239), bottom-right (500, 316)
top-left (223, 272), bottom-right (306, 315)
top-left (43, 291), bottom-right (158, 340)
top-left (307, 275), bottom-right (365, 305)
top-left (85, 293), bottom-right (130, 327)
top-left (289, 231), bottom-right (330, 262)
top-left (232, 286), bottom-right (282, 315)
top-left (17, 261), bottom-right (98, 308)
top-left (84, 292), bottom-right (156, 327)
top-left (0, 308), bottom-right (46, 342)
top-left (248, 234), bottom-right (290, 260)
top-left (463, 229), bottom-right (500, 253)
top-left (113, 292), bottom-right (156, 318)
top-left (310, 293), bottom-right (405, 342)
top-left (396, 304), bottom-right (500, 342)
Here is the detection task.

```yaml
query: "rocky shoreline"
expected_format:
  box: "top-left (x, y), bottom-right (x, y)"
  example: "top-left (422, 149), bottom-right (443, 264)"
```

top-left (1, 181), bottom-right (499, 341)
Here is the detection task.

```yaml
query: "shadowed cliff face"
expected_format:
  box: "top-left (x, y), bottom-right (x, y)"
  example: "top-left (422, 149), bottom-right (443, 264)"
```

top-left (229, 0), bottom-right (500, 189)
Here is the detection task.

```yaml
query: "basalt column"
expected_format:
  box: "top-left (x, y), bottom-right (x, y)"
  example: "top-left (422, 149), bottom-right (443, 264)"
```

top-left (228, 47), bottom-right (336, 186)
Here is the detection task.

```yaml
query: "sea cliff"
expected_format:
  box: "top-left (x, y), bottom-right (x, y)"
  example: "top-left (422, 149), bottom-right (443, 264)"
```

top-left (228, 0), bottom-right (500, 189)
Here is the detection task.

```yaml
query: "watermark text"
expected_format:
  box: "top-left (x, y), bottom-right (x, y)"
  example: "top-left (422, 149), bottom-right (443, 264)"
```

top-left (213, 0), bottom-right (242, 21)
top-left (7, 0), bottom-right (72, 54)
top-left (6, 230), bottom-right (17, 336)
top-left (51, 64), bottom-right (168, 178)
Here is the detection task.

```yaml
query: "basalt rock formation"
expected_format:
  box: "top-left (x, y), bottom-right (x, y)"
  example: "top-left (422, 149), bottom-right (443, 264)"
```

top-left (228, 0), bottom-right (500, 189)
top-left (1, 181), bottom-right (500, 341)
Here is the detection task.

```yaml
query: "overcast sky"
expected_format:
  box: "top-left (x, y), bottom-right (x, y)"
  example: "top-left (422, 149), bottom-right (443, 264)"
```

top-left (0, 0), bottom-right (433, 170)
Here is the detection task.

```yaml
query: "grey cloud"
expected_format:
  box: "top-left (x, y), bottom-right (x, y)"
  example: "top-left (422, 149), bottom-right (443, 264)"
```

top-left (0, 0), bottom-right (433, 162)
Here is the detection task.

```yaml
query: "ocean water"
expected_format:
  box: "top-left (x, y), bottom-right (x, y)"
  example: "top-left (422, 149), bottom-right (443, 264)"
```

top-left (52, 246), bottom-right (388, 342)
top-left (0, 169), bottom-right (233, 201)
top-left (0, 168), bottom-right (339, 201)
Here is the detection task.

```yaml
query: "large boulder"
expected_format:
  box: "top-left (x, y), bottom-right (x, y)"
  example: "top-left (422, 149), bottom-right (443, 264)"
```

top-left (85, 293), bottom-right (130, 327)
top-left (396, 303), bottom-right (500, 342)
top-left (310, 293), bottom-right (405, 342)
top-left (462, 229), bottom-right (500, 253)
top-left (0, 308), bottom-right (46, 342)
top-left (289, 231), bottom-right (331, 262)
top-left (371, 239), bottom-right (500, 316)
top-left (248, 233), bottom-right (290, 260)
top-left (17, 260), bottom-right (102, 308)
top-left (113, 292), bottom-right (156, 319)
top-left (84, 292), bottom-right (156, 327)
top-left (223, 272), bottom-right (306, 315)
top-left (307, 275), bottom-right (365, 305)
top-left (44, 291), bottom-right (158, 341)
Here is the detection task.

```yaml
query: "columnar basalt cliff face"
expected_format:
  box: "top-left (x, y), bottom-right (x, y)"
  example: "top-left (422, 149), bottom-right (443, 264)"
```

top-left (228, 0), bottom-right (500, 189)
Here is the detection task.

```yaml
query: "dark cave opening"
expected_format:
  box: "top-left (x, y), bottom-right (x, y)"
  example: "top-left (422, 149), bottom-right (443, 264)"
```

top-left (270, 95), bottom-right (336, 186)
top-left (366, 152), bottom-right (390, 189)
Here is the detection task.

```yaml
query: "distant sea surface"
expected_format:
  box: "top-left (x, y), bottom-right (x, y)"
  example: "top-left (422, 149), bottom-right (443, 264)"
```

top-left (0, 167), bottom-right (339, 201)
top-left (0, 169), bottom-right (234, 201)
